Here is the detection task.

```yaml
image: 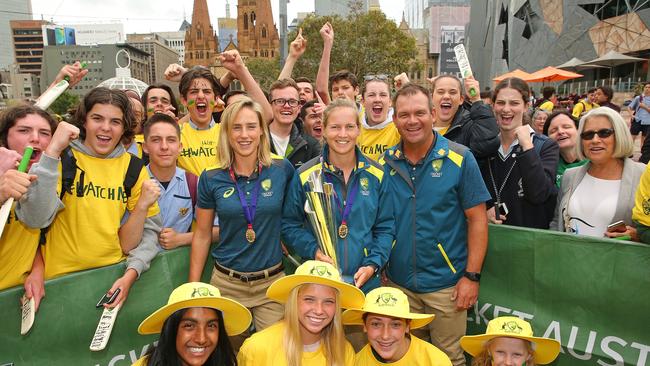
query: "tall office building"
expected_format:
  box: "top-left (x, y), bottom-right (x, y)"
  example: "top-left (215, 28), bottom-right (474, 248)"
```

top-left (127, 33), bottom-right (180, 87)
top-left (10, 20), bottom-right (48, 76)
top-left (1, 0), bottom-right (32, 69)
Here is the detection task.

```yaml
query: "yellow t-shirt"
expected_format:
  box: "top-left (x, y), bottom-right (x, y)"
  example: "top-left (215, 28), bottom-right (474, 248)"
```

top-left (178, 123), bottom-right (221, 176)
top-left (633, 164), bottom-right (650, 226)
top-left (538, 100), bottom-right (554, 112)
top-left (354, 335), bottom-right (452, 366)
top-left (357, 123), bottom-right (401, 161)
top-left (0, 203), bottom-right (40, 290)
top-left (572, 100), bottom-right (598, 118)
top-left (43, 151), bottom-right (159, 279)
top-left (238, 322), bottom-right (356, 366)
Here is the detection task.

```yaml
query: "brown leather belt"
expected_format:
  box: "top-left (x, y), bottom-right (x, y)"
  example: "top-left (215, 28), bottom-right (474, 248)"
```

top-left (214, 262), bottom-right (284, 283)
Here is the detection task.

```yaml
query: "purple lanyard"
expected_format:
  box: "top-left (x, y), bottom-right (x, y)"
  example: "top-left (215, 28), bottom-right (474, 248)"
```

top-left (228, 162), bottom-right (263, 233)
top-left (324, 171), bottom-right (359, 228)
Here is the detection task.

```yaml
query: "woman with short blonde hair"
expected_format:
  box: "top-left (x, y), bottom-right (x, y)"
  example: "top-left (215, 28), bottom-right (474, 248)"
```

top-left (552, 107), bottom-right (645, 239)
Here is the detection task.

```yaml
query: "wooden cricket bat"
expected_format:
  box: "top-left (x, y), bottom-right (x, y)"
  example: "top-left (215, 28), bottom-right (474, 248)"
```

top-left (89, 303), bottom-right (122, 351)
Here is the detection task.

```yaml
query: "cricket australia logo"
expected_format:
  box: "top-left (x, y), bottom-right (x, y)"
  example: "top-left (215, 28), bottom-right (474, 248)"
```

top-left (643, 198), bottom-right (650, 215)
top-left (501, 321), bottom-right (523, 334)
top-left (261, 179), bottom-right (273, 197)
top-left (431, 159), bottom-right (443, 177)
top-left (309, 265), bottom-right (333, 278)
top-left (375, 293), bottom-right (398, 307)
top-left (360, 177), bottom-right (369, 196)
top-left (191, 287), bottom-right (215, 298)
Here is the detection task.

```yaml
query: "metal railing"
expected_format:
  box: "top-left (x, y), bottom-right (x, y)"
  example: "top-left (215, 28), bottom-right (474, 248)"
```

top-left (558, 77), bottom-right (646, 95)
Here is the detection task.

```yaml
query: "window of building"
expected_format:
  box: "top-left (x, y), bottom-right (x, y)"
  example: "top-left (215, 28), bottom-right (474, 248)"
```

top-left (262, 26), bottom-right (267, 38)
top-left (244, 13), bottom-right (248, 29)
top-left (579, 0), bottom-right (650, 20)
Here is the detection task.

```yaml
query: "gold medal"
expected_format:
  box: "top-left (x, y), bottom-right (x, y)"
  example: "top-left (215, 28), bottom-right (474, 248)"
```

top-left (338, 223), bottom-right (349, 239)
top-left (245, 227), bottom-right (256, 243)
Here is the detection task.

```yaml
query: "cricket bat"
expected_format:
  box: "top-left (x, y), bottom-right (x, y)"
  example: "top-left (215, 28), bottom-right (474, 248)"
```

top-left (453, 44), bottom-right (477, 98)
top-left (0, 146), bottom-right (33, 239)
top-left (35, 62), bottom-right (87, 110)
top-left (89, 303), bottom-right (122, 351)
top-left (20, 295), bottom-right (35, 335)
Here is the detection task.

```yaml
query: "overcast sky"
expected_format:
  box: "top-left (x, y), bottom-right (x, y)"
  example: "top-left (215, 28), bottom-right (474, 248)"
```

top-left (31, 0), bottom-right (406, 34)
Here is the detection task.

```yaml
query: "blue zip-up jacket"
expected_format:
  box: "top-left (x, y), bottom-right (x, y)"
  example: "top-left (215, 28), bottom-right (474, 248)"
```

top-left (380, 134), bottom-right (490, 293)
top-left (282, 146), bottom-right (394, 292)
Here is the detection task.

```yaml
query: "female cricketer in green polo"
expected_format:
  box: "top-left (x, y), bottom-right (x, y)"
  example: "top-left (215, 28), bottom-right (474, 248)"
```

top-left (282, 99), bottom-right (394, 293)
top-left (189, 98), bottom-right (296, 336)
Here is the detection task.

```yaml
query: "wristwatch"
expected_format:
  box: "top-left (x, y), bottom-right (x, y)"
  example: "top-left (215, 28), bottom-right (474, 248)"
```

top-left (463, 271), bottom-right (481, 282)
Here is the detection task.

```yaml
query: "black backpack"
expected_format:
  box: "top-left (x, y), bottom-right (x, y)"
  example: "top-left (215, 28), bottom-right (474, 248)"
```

top-left (39, 148), bottom-right (144, 244)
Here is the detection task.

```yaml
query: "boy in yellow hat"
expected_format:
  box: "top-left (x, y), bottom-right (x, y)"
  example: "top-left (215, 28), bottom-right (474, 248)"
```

top-left (133, 282), bottom-right (252, 366)
top-left (460, 316), bottom-right (561, 366)
top-left (237, 260), bottom-right (365, 366)
top-left (342, 287), bottom-right (452, 365)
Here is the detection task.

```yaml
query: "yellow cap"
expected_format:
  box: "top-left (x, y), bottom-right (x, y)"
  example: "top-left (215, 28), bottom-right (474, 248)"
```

top-left (460, 316), bottom-right (561, 364)
top-left (266, 260), bottom-right (364, 309)
top-left (342, 287), bottom-right (434, 329)
top-left (138, 282), bottom-right (252, 336)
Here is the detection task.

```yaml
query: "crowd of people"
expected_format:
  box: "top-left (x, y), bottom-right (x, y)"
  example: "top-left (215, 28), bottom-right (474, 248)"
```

top-left (0, 21), bottom-right (647, 366)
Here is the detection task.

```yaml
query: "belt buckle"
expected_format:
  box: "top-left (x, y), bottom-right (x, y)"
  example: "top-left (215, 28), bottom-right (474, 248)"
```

top-left (239, 274), bottom-right (250, 283)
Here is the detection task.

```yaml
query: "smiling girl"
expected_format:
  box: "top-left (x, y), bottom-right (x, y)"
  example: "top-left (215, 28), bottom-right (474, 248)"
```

top-left (481, 77), bottom-right (559, 229)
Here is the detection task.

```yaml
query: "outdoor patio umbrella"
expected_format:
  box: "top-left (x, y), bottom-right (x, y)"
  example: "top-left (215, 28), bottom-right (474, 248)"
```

top-left (581, 50), bottom-right (646, 78)
top-left (526, 66), bottom-right (583, 83)
top-left (493, 69), bottom-right (533, 82)
top-left (556, 57), bottom-right (606, 71)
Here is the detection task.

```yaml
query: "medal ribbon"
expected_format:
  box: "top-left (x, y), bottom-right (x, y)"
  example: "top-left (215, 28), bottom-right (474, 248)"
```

top-left (324, 172), bottom-right (359, 230)
top-left (229, 162), bottom-right (263, 234)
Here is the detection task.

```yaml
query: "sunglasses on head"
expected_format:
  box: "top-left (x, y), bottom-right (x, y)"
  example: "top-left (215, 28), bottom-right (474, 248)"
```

top-left (364, 74), bottom-right (389, 82)
top-left (580, 128), bottom-right (614, 140)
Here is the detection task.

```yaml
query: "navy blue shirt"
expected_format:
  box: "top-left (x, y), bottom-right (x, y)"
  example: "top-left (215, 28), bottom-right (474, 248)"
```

top-left (197, 157), bottom-right (295, 272)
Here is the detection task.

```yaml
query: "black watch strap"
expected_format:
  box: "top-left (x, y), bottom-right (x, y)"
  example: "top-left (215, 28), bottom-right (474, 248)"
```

top-left (464, 271), bottom-right (481, 282)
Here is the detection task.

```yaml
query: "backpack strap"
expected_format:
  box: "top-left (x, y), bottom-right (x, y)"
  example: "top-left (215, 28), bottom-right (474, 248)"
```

top-left (123, 154), bottom-right (145, 198)
top-left (185, 171), bottom-right (198, 209)
top-left (60, 148), bottom-right (78, 199)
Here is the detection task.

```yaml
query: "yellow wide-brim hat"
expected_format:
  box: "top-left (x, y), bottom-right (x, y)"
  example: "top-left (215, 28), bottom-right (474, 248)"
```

top-left (342, 287), bottom-right (434, 329)
top-left (266, 260), bottom-right (365, 309)
top-left (460, 316), bottom-right (561, 365)
top-left (138, 282), bottom-right (252, 336)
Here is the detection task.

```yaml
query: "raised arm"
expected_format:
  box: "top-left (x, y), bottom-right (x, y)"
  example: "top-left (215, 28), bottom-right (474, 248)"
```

top-left (218, 50), bottom-right (274, 123)
top-left (279, 28), bottom-right (307, 80)
top-left (315, 22), bottom-right (334, 105)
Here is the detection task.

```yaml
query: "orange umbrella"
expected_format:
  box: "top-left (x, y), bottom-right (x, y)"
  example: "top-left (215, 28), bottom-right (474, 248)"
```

top-left (526, 66), bottom-right (583, 83)
top-left (492, 69), bottom-right (532, 82)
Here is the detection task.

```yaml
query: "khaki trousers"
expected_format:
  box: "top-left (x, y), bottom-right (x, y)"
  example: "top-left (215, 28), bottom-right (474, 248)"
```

top-left (389, 281), bottom-right (467, 366)
top-left (210, 263), bottom-right (285, 350)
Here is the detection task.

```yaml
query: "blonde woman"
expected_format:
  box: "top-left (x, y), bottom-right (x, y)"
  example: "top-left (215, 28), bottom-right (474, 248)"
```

top-left (238, 260), bottom-right (365, 366)
top-left (460, 316), bottom-right (560, 366)
top-left (189, 97), bottom-right (296, 339)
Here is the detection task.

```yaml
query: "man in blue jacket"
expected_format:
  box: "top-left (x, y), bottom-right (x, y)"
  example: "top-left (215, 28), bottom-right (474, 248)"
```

top-left (380, 84), bottom-right (490, 366)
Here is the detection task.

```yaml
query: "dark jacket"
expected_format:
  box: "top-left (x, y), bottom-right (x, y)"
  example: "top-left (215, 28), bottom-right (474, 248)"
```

top-left (445, 101), bottom-right (500, 160)
top-left (270, 123), bottom-right (321, 169)
top-left (479, 133), bottom-right (559, 229)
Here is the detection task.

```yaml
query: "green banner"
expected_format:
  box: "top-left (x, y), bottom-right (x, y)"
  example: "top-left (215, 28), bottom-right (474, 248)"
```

top-left (0, 226), bottom-right (648, 365)
top-left (468, 225), bottom-right (650, 366)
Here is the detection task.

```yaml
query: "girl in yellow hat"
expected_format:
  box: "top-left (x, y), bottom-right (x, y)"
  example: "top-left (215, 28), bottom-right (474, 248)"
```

top-left (237, 260), bottom-right (365, 366)
top-left (460, 316), bottom-right (561, 366)
top-left (133, 282), bottom-right (252, 366)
